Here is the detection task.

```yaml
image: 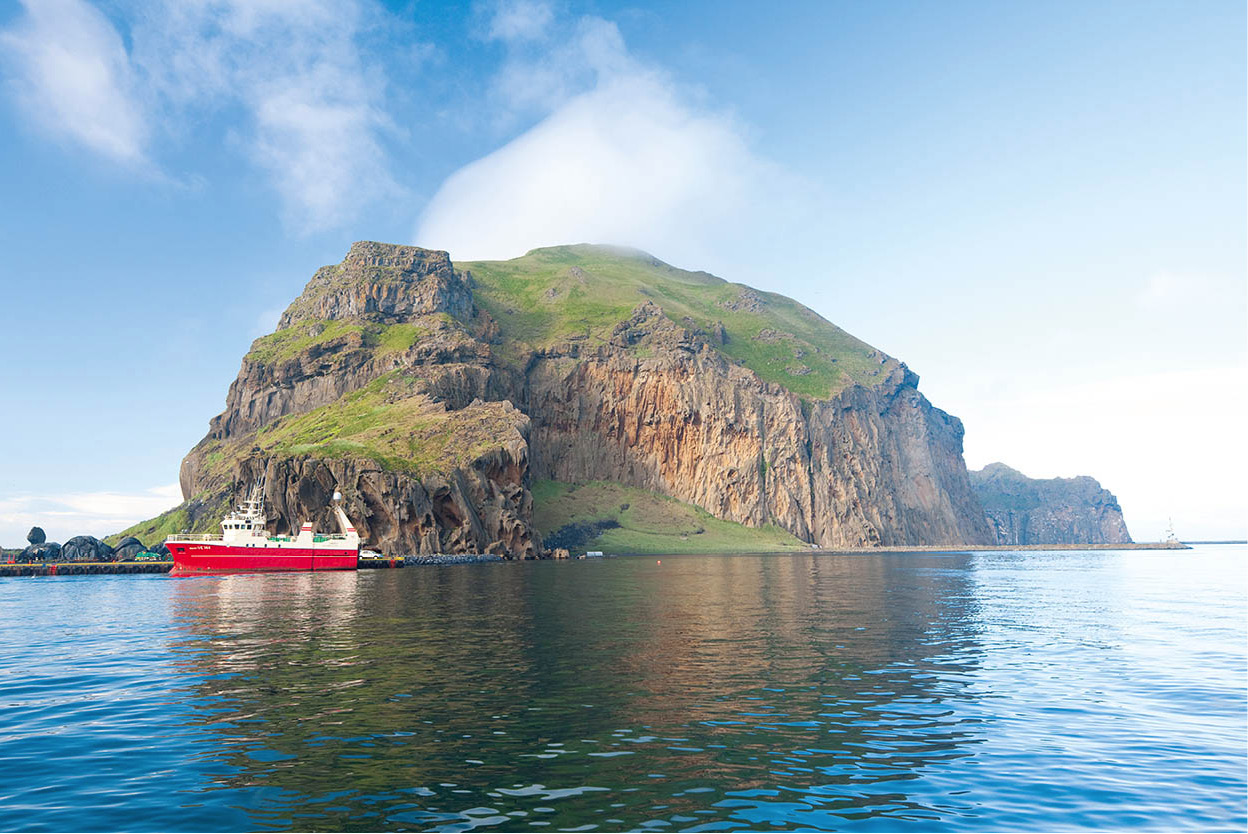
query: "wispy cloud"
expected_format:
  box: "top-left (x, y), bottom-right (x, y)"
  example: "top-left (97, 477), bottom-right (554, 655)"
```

top-left (486, 0), bottom-right (553, 43)
top-left (0, 483), bottom-right (182, 547)
top-left (0, 0), bottom-right (399, 232)
top-left (130, 0), bottom-right (401, 233)
top-left (0, 0), bottom-right (148, 165)
top-left (416, 6), bottom-right (804, 277)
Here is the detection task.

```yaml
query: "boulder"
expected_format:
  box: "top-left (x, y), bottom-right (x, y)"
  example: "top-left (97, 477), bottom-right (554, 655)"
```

top-left (113, 537), bottom-right (146, 562)
top-left (27, 526), bottom-right (46, 545)
top-left (20, 542), bottom-right (60, 562)
top-left (147, 542), bottom-right (171, 559)
top-left (61, 536), bottom-right (115, 562)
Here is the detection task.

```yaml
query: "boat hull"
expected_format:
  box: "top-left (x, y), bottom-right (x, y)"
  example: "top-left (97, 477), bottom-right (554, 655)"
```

top-left (169, 542), bottom-right (358, 575)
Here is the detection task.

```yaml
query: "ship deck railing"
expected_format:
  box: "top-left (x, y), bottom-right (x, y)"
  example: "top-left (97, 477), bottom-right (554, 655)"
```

top-left (165, 533), bottom-right (356, 543)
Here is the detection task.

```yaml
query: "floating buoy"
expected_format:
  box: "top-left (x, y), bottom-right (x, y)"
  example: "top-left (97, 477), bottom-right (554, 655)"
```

top-left (657, 560), bottom-right (661, 565)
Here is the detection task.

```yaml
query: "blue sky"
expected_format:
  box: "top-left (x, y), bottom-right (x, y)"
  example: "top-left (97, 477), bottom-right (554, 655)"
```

top-left (0, 0), bottom-right (1244, 546)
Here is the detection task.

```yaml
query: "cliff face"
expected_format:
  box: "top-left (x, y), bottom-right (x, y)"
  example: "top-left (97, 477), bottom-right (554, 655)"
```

top-left (968, 462), bottom-right (1132, 545)
top-left (526, 304), bottom-right (989, 547)
top-left (142, 241), bottom-right (995, 556)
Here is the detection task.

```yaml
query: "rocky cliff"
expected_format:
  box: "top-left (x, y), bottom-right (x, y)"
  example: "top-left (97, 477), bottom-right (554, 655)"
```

top-left (968, 462), bottom-right (1132, 545)
top-left (123, 241), bottom-right (994, 555)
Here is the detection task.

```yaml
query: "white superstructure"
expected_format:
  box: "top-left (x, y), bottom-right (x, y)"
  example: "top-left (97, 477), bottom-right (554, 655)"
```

top-left (169, 480), bottom-right (361, 550)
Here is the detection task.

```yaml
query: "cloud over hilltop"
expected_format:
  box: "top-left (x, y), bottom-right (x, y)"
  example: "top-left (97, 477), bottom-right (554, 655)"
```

top-left (414, 3), bottom-right (806, 279)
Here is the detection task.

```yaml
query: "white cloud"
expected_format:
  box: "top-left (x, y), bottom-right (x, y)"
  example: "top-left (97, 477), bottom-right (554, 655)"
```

top-left (486, 0), bottom-right (554, 43)
top-left (0, 484), bottom-right (182, 548)
top-left (0, 0), bottom-right (148, 164)
top-left (0, 0), bottom-right (398, 232)
top-left (128, 0), bottom-right (399, 233)
top-left (415, 13), bottom-right (802, 277)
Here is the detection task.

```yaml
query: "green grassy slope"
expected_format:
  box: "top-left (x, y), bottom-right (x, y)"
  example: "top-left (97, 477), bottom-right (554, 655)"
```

top-left (464, 245), bottom-right (889, 400)
top-left (532, 480), bottom-right (807, 555)
top-left (105, 493), bottom-right (232, 548)
top-left (251, 373), bottom-right (522, 476)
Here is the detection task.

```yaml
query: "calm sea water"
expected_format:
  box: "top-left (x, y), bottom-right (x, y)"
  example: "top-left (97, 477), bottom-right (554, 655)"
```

top-left (0, 547), bottom-right (1244, 832)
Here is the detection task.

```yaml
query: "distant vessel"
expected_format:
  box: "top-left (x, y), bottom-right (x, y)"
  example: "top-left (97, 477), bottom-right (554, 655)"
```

top-left (167, 481), bottom-right (360, 575)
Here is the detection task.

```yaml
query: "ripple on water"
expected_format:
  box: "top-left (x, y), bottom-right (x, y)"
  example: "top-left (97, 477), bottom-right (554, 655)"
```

top-left (0, 550), bottom-right (1243, 831)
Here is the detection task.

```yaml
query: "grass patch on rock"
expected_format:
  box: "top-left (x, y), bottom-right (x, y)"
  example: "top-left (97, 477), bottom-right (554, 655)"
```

top-left (255, 373), bottom-right (523, 476)
top-left (532, 479), bottom-right (807, 555)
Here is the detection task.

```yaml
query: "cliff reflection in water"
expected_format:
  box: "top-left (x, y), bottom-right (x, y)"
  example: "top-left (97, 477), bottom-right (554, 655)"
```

top-left (166, 554), bottom-right (988, 830)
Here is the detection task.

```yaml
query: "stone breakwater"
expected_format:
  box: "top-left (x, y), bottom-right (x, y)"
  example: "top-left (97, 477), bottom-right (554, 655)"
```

top-left (0, 561), bottom-right (174, 577)
top-left (401, 554), bottom-right (505, 566)
top-left (0, 554), bottom-right (506, 577)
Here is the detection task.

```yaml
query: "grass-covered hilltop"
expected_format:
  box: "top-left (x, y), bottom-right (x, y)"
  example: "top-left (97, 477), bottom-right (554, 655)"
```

top-left (119, 241), bottom-right (994, 556)
top-left (465, 245), bottom-right (893, 399)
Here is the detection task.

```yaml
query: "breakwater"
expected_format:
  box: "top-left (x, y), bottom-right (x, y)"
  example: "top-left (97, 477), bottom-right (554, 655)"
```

top-left (0, 561), bottom-right (174, 577)
top-left (809, 541), bottom-right (1192, 554)
top-left (402, 554), bottom-right (505, 566)
top-left (1, 553), bottom-right (509, 577)
top-left (0, 543), bottom-right (1190, 577)
top-left (359, 554), bottom-right (507, 568)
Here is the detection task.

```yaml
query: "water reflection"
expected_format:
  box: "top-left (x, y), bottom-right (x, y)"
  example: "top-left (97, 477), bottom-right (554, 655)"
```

top-left (166, 555), bottom-right (992, 830)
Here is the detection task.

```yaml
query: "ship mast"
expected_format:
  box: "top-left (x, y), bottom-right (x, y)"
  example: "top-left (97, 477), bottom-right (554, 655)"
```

top-left (331, 491), bottom-right (357, 537)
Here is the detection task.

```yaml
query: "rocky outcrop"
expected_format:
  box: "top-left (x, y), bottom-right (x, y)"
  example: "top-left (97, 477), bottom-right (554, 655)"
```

top-left (968, 462), bottom-right (1131, 545)
top-left (278, 242), bottom-right (474, 328)
top-left (165, 241), bottom-right (1003, 556)
top-left (61, 536), bottom-right (115, 562)
top-left (112, 536), bottom-right (146, 561)
top-left (19, 541), bottom-right (60, 562)
top-left (527, 303), bottom-right (991, 547)
top-left (225, 419), bottom-right (538, 559)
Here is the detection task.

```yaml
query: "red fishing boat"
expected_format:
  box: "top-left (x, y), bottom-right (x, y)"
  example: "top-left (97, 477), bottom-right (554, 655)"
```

top-left (167, 481), bottom-right (361, 575)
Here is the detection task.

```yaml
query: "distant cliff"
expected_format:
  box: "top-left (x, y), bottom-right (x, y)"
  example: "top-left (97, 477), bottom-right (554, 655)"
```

top-left (969, 462), bottom-right (1131, 545)
top-left (120, 242), bottom-right (994, 556)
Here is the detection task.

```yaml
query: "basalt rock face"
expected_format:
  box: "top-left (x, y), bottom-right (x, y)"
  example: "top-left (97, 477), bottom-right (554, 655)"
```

top-left (224, 418), bottom-right (538, 559)
top-left (969, 462), bottom-right (1132, 545)
top-left (158, 241), bottom-right (997, 557)
top-left (527, 304), bottom-right (991, 547)
top-left (278, 242), bottom-right (474, 328)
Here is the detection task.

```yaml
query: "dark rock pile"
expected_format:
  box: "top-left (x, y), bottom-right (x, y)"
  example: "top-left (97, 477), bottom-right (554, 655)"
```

top-left (62, 536), bottom-right (115, 562)
top-left (20, 542), bottom-right (61, 562)
top-left (13, 529), bottom-right (169, 563)
top-left (112, 537), bottom-right (145, 561)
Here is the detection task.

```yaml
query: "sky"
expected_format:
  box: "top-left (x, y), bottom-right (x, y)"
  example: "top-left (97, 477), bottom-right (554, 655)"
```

top-left (0, 0), bottom-right (1243, 546)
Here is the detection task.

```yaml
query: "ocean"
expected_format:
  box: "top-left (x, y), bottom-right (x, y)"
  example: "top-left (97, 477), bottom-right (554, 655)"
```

top-left (0, 546), bottom-right (1244, 831)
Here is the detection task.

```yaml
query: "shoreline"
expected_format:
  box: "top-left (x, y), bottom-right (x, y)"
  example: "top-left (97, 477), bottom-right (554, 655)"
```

top-left (805, 541), bottom-right (1193, 554)
top-left (0, 541), bottom-right (1199, 577)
